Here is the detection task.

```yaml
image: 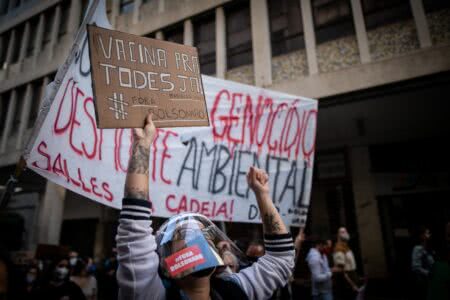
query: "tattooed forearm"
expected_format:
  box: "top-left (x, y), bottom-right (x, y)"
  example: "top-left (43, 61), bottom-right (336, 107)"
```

top-left (263, 213), bottom-right (282, 234)
top-left (125, 186), bottom-right (148, 199)
top-left (128, 142), bottom-right (150, 174)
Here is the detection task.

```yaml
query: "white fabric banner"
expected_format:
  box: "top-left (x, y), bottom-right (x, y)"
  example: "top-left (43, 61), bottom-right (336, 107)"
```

top-left (24, 0), bottom-right (317, 226)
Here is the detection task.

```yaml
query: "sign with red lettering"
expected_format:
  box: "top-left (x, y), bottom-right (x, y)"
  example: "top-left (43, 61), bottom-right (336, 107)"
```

top-left (164, 245), bottom-right (206, 277)
top-left (87, 25), bottom-right (209, 128)
top-left (23, 0), bottom-right (317, 226)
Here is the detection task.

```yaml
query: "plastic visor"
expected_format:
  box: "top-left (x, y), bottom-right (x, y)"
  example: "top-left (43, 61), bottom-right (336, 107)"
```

top-left (156, 213), bottom-right (248, 279)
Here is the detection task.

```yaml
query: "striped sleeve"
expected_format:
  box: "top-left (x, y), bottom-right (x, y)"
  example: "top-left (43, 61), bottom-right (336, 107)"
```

top-left (264, 233), bottom-right (294, 253)
top-left (234, 232), bottom-right (295, 299)
top-left (120, 198), bottom-right (152, 221)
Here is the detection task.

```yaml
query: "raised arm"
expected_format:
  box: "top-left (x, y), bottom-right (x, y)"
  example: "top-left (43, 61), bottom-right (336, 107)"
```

top-left (116, 114), bottom-right (165, 300)
top-left (247, 166), bottom-right (288, 235)
top-left (232, 166), bottom-right (295, 300)
top-left (124, 114), bottom-right (155, 199)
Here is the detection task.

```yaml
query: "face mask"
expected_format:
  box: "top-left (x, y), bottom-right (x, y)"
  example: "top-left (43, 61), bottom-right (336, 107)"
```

top-left (55, 267), bottom-right (68, 280)
top-left (38, 261), bottom-right (44, 271)
top-left (69, 257), bottom-right (77, 266)
top-left (340, 233), bottom-right (350, 241)
top-left (26, 274), bottom-right (36, 284)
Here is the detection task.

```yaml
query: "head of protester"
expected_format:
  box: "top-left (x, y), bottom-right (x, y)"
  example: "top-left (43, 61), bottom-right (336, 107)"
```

top-left (155, 212), bottom-right (246, 279)
top-left (115, 113), bottom-right (295, 300)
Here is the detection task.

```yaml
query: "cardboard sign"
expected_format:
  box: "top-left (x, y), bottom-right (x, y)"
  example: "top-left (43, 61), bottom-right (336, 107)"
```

top-left (87, 25), bottom-right (209, 128)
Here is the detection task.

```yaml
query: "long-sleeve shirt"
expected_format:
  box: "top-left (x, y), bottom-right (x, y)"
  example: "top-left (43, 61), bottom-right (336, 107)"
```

top-left (115, 198), bottom-right (295, 300)
top-left (306, 248), bottom-right (332, 296)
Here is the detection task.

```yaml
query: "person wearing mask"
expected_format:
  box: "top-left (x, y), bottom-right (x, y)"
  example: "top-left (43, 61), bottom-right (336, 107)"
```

top-left (36, 258), bottom-right (86, 300)
top-left (70, 259), bottom-right (98, 300)
top-left (116, 114), bottom-right (295, 300)
top-left (18, 264), bottom-right (41, 299)
top-left (333, 227), bottom-right (361, 300)
top-left (99, 249), bottom-right (118, 300)
top-left (306, 237), bottom-right (333, 300)
top-left (85, 257), bottom-right (97, 276)
top-left (411, 227), bottom-right (435, 300)
top-left (69, 251), bottom-right (79, 269)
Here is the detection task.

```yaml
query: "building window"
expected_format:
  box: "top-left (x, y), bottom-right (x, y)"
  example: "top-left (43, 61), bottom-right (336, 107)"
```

top-left (11, 25), bottom-right (24, 63)
top-left (0, 91), bottom-right (11, 132)
top-left (164, 24), bottom-right (184, 44)
top-left (27, 17), bottom-right (40, 57)
top-left (28, 79), bottom-right (44, 128)
top-left (0, 1), bottom-right (8, 15)
top-left (312, 0), bottom-right (355, 44)
top-left (268, 0), bottom-right (304, 57)
top-left (59, 1), bottom-right (70, 38)
top-left (194, 12), bottom-right (216, 75)
top-left (362, 0), bottom-right (412, 30)
top-left (423, 0), bottom-right (450, 13)
top-left (120, 0), bottom-right (134, 14)
top-left (0, 33), bottom-right (7, 67)
top-left (13, 86), bottom-right (26, 130)
top-left (43, 9), bottom-right (54, 48)
top-left (226, 1), bottom-right (253, 69)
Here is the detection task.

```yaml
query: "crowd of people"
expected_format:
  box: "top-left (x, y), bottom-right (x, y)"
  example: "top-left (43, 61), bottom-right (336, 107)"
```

top-left (0, 223), bottom-right (449, 299)
top-left (0, 249), bottom-right (119, 300)
top-left (1, 114), bottom-right (449, 300)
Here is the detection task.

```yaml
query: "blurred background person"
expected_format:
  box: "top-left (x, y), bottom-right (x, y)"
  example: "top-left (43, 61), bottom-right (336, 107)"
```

top-left (222, 250), bottom-right (239, 273)
top-left (333, 227), bottom-right (362, 300)
top-left (36, 258), bottom-right (86, 300)
top-left (426, 223), bottom-right (449, 300)
top-left (69, 251), bottom-right (79, 270)
top-left (85, 257), bottom-right (97, 277)
top-left (306, 236), bottom-right (333, 300)
top-left (17, 264), bottom-right (41, 299)
top-left (71, 259), bottom-right (97, 300)
top-left (98, 248), bottom-right (118, 300)
top-left (411, 226), bottom-right (435, 300)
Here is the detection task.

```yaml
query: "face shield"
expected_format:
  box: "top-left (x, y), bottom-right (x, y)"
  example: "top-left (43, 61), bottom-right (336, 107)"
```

top-left (156, 213), bottom-right (247, 279)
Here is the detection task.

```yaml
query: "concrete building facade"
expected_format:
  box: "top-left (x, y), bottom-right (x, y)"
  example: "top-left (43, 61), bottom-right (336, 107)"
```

top-left (1, 0), bottom-right (449, 286)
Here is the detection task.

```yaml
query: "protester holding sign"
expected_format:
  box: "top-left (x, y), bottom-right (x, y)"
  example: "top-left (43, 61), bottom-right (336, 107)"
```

top-left (115, 114), bottom-right (295, 300)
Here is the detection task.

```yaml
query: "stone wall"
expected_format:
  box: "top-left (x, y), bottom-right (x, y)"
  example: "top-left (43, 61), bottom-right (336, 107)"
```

top-left (427, 8), bottom-right (450, 46)
top-left (368, 19), bottom-right (420, 62)
top-left (272, 49), bottom-right (307, 84)
top-left (317, 36), bottom-right (360, 73)
top-left (226, 64), bottom-right (254, 85)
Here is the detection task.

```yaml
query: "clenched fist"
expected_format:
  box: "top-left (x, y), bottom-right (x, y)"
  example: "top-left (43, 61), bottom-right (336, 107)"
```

top-left (247, 166), bottom-right (270, 198)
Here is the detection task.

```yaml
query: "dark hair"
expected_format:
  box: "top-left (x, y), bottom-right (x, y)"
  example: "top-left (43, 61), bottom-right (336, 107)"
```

top-left (71, 259), bottom-right (87, 276)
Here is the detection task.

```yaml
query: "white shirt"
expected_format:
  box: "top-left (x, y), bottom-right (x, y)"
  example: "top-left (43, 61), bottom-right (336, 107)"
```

top-left (71, 275), bottom-right (97, 299)
top-left (333, 249), bottom-right (356, 271)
